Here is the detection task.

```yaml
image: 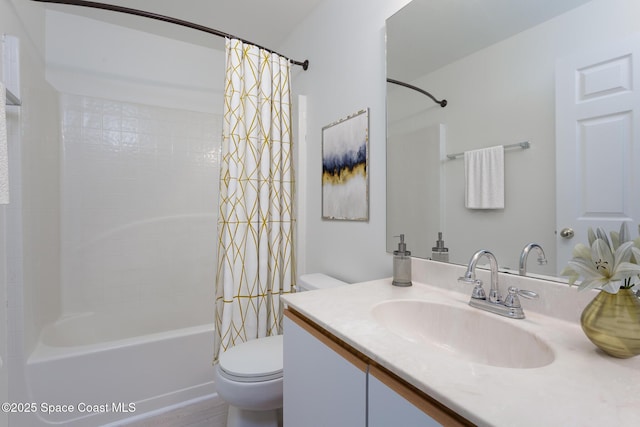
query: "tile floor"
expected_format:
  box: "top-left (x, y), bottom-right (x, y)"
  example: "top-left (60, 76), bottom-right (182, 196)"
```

top-left (123, 396), bottom-right (228, 427)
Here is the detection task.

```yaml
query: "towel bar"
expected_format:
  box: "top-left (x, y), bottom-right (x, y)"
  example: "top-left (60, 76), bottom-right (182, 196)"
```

top-left (446, 141), bottom-right (529, 160)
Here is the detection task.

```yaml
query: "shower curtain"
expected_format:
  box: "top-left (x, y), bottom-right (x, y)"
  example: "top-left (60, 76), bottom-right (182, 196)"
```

top-left (213, 38), bottom-right (295, 362)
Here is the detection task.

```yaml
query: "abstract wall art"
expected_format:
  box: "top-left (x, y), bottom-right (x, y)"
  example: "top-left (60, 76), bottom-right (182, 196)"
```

top-left (321, 108), bottom-right (369, 221)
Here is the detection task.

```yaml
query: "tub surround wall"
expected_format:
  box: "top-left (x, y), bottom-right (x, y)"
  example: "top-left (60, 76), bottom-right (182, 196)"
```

top-left (59, 93), bottom-right (220, 316)
top-left (44, 6), bottom-right (222, 328)
top-left (0, 3), bottom-right (224, 425)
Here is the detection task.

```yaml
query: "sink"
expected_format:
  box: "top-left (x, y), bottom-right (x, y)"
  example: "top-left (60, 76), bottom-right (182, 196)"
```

top-left (371, 299), bottom-right (554, 369)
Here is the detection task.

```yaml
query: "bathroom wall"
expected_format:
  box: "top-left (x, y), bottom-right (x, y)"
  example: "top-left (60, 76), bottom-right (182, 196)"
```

top-left (280, 0), bottom-right (411, 283)
top-left (281, 0), bottom-right (640, 283)
top-left (1, 0), bottom-right (62, 405)
top-left (45, 10), bottom-right (222, 318)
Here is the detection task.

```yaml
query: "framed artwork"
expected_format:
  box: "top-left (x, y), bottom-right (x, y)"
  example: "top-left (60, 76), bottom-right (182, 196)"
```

top-left (321, 108), bottom-right (369, 221)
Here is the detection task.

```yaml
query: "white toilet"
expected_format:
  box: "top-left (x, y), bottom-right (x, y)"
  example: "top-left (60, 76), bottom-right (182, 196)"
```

top-left (214, 273), bottom-right (348, 427)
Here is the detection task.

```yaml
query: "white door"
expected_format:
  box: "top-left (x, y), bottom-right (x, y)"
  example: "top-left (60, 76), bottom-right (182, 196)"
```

top-left (556, 35), bottom-right (640, 274)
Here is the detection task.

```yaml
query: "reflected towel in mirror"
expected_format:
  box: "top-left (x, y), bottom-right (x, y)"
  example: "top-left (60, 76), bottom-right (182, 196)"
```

top-left (464, 145), bottom-right (504, 209)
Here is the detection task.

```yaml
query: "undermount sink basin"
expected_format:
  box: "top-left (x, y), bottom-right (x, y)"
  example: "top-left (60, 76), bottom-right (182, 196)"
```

top-left (372, 299), bottom-right (554, 369)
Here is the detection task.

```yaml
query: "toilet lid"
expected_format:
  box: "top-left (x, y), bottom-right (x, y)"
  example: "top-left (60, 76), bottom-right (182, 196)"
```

top-left (218, 335), bottom-right (283, 382)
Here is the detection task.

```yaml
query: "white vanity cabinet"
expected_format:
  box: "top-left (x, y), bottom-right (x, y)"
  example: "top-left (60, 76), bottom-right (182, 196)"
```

top-left (284, 309), bottom-right (470, 427)
top-left (368, 366), bottom-right (442, 427)
top-left (283, 312), bottom-right (367, 427)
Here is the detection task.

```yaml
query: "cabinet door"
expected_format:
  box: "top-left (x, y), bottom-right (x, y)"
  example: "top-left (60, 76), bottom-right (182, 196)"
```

top-left (283, 313), bottom-right (367, 427)
top-left (368, 367), bottom-right (442, 427)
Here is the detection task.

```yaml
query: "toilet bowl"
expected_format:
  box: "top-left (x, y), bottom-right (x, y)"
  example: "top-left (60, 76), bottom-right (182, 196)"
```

top-left (215, 273), bottom-right (348, 427)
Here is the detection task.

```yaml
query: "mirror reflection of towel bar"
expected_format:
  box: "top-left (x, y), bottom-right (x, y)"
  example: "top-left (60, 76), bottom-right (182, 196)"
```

top-left (446, 141), bottom-right (530, 160)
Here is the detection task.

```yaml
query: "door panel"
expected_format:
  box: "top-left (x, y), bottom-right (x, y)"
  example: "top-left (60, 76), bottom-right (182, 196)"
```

top-left (556, 36), bottom-right (640, 273)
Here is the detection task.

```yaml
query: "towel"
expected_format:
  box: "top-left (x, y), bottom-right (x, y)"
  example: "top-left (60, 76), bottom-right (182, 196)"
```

top-left (464, 145), bottom-right (504, 209)
top-left (0, 81), bottom-right (8, 204)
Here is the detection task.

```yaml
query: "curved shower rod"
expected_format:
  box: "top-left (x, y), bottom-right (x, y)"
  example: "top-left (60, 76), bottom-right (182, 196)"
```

top-left (387, 78), bottom-right (447, 107)
top-left (31, 0), bottom-right (310, 70)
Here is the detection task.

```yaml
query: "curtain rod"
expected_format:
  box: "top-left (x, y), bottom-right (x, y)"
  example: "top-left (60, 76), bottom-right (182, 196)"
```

top-left (31, 0), bottom-right (309, 70)
top-left (387, 78), bottom-right (447, 107)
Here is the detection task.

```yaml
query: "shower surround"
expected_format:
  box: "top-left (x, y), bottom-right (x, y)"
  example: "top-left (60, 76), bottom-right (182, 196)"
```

top-left (20, 94), bottom-right (222, 426)
top-left (59, 93), bottom-right (219, 315)
top-left (4, 4), bottom-right (225, 425)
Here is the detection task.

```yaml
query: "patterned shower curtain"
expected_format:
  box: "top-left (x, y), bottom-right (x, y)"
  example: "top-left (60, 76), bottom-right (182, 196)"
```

top-left (213, 38), bottom-right (295, 362)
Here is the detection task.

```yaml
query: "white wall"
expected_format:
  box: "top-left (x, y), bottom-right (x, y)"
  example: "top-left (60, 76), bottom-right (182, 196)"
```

top-left (281, 0), bottom-right (411, 283)
top-left (45, 10), bottom-right (224, 114)
top-left (282, 0), bottom-right (640, 282)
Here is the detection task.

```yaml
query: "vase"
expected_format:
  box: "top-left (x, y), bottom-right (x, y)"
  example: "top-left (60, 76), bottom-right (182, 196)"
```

top-left (580, 288), bottom-right (640, 358)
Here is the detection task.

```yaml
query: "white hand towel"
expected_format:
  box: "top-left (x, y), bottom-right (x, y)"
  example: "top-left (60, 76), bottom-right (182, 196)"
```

top-left (0, 82), bottom-right (9, 204)
top-left (464, 145), bottom-right (504, 209)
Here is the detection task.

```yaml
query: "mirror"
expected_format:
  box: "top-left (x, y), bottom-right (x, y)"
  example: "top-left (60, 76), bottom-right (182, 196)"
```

top-left (386, 0), bottom-right (639, 280)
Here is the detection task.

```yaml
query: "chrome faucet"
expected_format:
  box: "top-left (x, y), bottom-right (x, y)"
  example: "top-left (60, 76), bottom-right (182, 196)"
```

top-left (519, 243), bottom-right (547, 276)
top-left (459, 249), bottom-right (538, 319)
top-left (458, 249), bottom-right (501, 303)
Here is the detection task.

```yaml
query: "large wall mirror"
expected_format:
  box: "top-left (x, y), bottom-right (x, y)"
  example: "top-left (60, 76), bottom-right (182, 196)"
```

top-left (386, 0), bottom-right (640, 281)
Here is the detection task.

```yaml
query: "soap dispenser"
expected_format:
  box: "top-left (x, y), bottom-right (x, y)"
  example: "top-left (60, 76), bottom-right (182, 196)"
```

top-left (392, 234), bottom-right (412, 287)
top-left (431, 231), bottom-right (449, 262)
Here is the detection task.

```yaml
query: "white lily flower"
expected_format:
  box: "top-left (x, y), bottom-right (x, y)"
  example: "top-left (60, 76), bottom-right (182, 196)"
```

top-left (566, 239), bottom-right (640, 293)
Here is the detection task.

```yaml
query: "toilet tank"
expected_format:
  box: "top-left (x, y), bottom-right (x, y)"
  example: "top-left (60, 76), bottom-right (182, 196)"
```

top-left (297, 273), bottom-right (348, 292)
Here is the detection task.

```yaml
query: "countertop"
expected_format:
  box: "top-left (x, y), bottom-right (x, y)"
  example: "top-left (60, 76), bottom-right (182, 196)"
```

top-left (282, 272), bottom-right (640, 427)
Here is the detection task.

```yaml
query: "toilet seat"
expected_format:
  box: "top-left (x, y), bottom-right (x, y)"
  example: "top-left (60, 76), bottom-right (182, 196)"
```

top-left (218, 335), bottom-right (283, 383)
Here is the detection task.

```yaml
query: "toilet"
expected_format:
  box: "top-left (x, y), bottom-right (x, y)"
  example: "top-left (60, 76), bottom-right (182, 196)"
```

top-left (214, 273), bottom-right (348, 427)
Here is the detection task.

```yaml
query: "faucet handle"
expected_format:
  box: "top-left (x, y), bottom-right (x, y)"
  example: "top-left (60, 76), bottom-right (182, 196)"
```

top-left (504, 287), bottom-right (538, 308)
top-left (457, 271), bottom-right (475, 284)
top-left (471, 279), bottom-right (486, 299)
top-left (459, 277), bottom-right (486, 300)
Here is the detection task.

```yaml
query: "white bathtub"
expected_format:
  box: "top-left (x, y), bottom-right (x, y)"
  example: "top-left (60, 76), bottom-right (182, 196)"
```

top-left (25, 306), bottom-right (216, 426)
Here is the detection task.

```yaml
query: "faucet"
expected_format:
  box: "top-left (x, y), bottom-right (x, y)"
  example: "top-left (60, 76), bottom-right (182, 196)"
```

top-left (519, 243), bottom-right (547, 276)
top-left (459, 249), bottom-right (538, 319)
top-left (458, 249), bottom-right (501, 303)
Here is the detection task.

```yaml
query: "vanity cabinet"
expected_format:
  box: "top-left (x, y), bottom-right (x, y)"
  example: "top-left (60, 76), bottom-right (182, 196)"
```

top-left (368, 366), bottom-right (442, 427)
top-left (283, 312), bottom-right (367, 427)
top-left (283, 309), bottom-right (471, 427)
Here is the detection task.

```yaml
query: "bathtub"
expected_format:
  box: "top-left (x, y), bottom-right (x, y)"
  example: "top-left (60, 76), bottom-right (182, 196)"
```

top-left (25, 305), bottom-right (216, 426)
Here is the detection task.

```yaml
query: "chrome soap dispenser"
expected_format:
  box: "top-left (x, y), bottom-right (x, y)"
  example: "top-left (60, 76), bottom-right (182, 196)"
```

top-left (392, 234), bottom-right (412, 287)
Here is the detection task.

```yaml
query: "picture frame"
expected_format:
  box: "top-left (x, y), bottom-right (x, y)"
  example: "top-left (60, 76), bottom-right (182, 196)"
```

top-left (321, 108), bottom-right (369, 221)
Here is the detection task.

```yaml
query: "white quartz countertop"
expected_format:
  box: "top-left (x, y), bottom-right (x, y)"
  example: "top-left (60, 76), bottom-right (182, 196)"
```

top-left (282, 278), bottom-right (640, 427)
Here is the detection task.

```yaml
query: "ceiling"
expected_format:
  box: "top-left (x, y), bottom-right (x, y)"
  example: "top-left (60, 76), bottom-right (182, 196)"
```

top-left (37, 0), bottom-right (324, 53)
top-left (35, 0), bottom-right (594, 81)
